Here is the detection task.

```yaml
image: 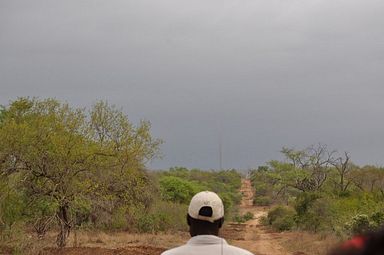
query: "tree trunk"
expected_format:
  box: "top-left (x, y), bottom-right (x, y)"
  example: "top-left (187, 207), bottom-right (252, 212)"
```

top-left (56, 204), bottom-right (71, 248)
top-left (340, 174), bottom-right (344, 192)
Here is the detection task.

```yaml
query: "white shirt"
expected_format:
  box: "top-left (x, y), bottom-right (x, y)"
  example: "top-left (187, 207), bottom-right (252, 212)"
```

top-left (161, 235), bottom-right (254, 255)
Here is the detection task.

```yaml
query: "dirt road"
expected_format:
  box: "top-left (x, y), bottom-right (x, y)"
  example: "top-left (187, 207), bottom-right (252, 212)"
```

top-left (228, 179), bottom-right (290, 255)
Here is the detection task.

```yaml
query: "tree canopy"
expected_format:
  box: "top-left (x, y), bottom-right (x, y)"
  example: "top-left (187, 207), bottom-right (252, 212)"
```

top-left (0, 98), bottom-right (162, 247)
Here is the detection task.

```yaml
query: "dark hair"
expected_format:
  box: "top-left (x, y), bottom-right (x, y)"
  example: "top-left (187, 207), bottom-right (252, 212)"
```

top-left (362, 227), bottom-right (384, 255)
top-left (187, 214), bottom-right (224, 237)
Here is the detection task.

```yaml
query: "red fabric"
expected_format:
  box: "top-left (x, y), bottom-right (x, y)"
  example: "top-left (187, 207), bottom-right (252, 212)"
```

top-left (341, 236), bottom-right (366, 250)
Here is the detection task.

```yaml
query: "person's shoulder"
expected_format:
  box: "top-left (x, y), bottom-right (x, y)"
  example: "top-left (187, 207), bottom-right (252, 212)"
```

top-left (160, 245), bottom-right (188, 255)
top-left (226, 244), bottom-right (254, 255)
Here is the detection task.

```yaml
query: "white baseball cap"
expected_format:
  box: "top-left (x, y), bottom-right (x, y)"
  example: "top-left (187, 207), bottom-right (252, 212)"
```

top-left (188, 191), bottom-right (224, 223)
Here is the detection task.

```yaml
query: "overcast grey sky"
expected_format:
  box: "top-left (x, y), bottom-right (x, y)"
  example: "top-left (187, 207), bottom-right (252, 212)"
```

top-left (1, 0), bottom-right (384, 170)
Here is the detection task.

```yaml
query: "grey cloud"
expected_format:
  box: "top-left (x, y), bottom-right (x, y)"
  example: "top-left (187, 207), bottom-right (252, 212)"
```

top-left (1, 0), bottom-right (384, 169)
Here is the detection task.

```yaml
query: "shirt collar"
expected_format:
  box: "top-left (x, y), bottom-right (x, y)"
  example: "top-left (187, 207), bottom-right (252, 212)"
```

top-left (187, 235), bottom-right (228, 245)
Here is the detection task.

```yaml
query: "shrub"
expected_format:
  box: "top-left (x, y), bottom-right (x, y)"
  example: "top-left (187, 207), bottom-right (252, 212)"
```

top-left (294, 192), bottom-right (321, 216)
top-left (370, 211), bottom-right (384, 228)
top-left (243, 212), bottom-right (254, 221)
top-left (267, 206), bottom-right (295, 225)
top-left (295, 211), bottom-right (323, 232)
top-left (232, 214), bottom-right (246, 223)
top-left (254, 183), bottom-right (268, 196)
top-left (295, 198), bottom-right (331, 232)
top-left (71, 196), bottom-right (92, 226)
top-left (272, 215), bottom-right (295, 231)
top-left (0, 221), bottom-right (31, 254)
top-left (150, 201), bottom-right (188, 232)
top-left (0, 187), bottom-right (27, 228)
top-left (346, 214), bottom-right (372, 235)
top-left (110, 206), bottom-right (128, 230)
top-left (232, 212), bottom-right (254, 223)
top-left (159, 176), bottom-right (202, 204)
top-left (136, 214), bottom-right (156, 233)
top-left (254, 196), bottom-right (272, 206)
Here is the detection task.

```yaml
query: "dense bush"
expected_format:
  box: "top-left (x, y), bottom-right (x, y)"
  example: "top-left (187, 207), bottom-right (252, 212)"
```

top-left (343, 212), bottom-right (384, 236)
top-left (250, 146), bottom-right (384, 237)
top-left (346, 214), bottom-right (371, 235)
top-left (0, 186), bottom-right (27, 229)
top-left (294, 193), bottom-right (321, 216)
top-left (267, 205), bottom-right (296, 231)
top-left (143, 201), bottom-right (188, 232)
top-left (159, 176), bottom-right (202, 204)
top-left (266, 206), bottom-right (296, 231)
top-left (254, 183), bottom-right (269, 196)
top-left (254, 196), bottom-right (272, 206)
top-left (272, 215), bottom-right (295, 231)
top-left (370, 211), bottom-right (384, 228)
top-left (292, 193), bottom-right (333, 232)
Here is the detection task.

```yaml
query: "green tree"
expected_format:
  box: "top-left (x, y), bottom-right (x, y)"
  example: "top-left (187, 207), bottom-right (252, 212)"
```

top-left (330, 152), bottom-right (356, 193)
top-left (159, 176), bottom-right (202, 204)
top-left (0, 98), bottom-right (161, 247)
top-left (350, 166), bottom-right (384, 196)
top-left (85, 101), bottom-right (162, 231)
top-left (280, 144), bottom-right (336, 191)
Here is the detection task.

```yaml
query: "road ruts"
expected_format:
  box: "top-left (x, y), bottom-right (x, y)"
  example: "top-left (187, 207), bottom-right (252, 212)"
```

top-left (230, 179), bottom-right (290, 255)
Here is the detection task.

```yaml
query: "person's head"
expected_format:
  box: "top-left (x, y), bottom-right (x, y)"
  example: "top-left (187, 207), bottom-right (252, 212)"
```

top-left (187, 191), bottom-right (225, 237)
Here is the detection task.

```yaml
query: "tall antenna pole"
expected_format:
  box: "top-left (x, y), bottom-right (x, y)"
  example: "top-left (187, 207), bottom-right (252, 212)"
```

top-left (219, 134), bottom-right (222, 170)
top-left (218, 123), bottom-right (223, 170)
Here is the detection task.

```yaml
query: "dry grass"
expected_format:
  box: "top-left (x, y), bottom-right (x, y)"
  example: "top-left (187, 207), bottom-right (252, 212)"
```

top-left (279, 231), bottom-right (340, 255)
top-left (1, 230), bottom-right (190, 255)
top-left (1, 224), bottom-right (341, 255)
top-left (66, 230), bottom-right (189, 249)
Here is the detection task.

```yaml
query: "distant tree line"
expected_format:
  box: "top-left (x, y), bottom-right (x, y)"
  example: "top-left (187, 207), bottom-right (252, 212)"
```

top-left (251, 144), bottom-right (384, 235)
